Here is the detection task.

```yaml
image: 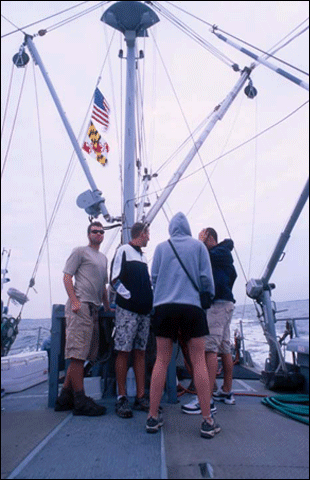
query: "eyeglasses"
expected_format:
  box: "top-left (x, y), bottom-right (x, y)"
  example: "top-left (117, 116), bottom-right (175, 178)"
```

top-left (90, 230), bottom-right (104, 235)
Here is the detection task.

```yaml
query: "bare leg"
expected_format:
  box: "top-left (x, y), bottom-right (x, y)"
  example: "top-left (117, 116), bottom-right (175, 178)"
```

top-left (148, 337), bottom-right (173, 418)
top-left (133, 349), bottom-right (146, 399)
top-left (115, 351), bottom-right (130, 397)
top-left (220, 353), bottom-right (233, 393)
top-left (63, 359), bottom-right (84, 392)
top-left (178, 334), bottom-right (193, 377)
top-left (187, 337), bottom-right (211, 420)
top-left (205, 352), bottom-right (218, 397)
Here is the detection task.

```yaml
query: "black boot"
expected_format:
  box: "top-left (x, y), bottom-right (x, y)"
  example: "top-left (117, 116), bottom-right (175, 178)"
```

top-left (73, 390), bottom-right (107, 416)
top-left (55, 387), bottom-right (74, 411)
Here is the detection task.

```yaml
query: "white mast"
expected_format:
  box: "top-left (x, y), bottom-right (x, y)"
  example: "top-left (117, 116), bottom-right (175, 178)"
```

top-left (102, 1), bottom-right (160, 243)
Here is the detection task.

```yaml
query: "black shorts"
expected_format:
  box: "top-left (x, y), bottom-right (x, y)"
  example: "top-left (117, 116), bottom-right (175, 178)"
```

top-left (152, 303), bottom-right (209, 343)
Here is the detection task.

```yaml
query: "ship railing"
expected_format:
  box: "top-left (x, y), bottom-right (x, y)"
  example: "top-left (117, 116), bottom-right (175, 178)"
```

top-left (235, 316), bottom-right (309, 368)
top-left (8, 326), bottom-right (51, 354)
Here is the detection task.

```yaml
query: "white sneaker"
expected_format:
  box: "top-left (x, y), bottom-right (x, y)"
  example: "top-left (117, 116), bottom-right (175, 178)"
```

top-left (181, 396), bottom-right (201, 414)
top-left (181, 396), bottom-right (217, 415)
top-left (213, 386), bottom-right (235, 405)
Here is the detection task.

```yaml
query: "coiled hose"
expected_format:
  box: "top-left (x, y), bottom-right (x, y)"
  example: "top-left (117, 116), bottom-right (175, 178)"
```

top-left (262, 394), bottom-right (309, 425)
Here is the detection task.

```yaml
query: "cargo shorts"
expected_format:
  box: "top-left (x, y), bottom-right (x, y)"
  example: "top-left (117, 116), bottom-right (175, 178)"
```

top-left (114, 305), bottom-right (150, 352)
top-left (65, 300), bottom-right (99, 362)
top-left (205, 301), bottom-right (235, 354)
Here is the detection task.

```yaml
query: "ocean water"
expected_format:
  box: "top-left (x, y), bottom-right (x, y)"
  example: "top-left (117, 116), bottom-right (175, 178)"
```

top-left (231, 298), bottom-right (309, 369)
top-left (7, 299), bottom-right (309, 370)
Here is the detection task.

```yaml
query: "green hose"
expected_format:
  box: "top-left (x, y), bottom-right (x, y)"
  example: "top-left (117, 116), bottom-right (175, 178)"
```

top-left (262, 394), bottom-right (309, 425)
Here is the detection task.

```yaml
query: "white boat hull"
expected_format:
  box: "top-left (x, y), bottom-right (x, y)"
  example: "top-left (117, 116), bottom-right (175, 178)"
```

top-left (1, 351), bottom-right (48, 393)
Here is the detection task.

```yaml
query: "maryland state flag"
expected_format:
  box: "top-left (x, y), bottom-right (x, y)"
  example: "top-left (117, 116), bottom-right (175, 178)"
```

top-left (82, 121), bottom-right (109, 166)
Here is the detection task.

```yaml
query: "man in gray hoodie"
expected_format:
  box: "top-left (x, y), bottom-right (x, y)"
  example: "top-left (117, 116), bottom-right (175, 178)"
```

top-left (146, 213), bottom-right (221, 439)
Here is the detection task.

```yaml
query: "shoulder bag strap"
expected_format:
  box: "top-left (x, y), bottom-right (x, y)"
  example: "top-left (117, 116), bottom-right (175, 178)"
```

top-left (168, 240), bottom-right (199, 292)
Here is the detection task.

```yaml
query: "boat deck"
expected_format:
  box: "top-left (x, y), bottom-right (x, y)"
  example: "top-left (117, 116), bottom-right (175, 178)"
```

top-left (1, 377), bottom-right (308, 479)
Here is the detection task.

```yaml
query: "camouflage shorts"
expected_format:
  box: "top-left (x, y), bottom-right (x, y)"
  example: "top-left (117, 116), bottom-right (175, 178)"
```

top-left (114, 305), bottom-right (151, 352)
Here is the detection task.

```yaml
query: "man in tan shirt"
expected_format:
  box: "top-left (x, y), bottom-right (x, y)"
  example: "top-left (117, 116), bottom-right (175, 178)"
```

top-left (55, 221), bottom-right (110, 416)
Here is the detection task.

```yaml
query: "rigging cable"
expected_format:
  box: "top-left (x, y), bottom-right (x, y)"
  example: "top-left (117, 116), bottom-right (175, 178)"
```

top-left (1, 63), bottom-right (15, 140)
top-left (241, 98), bottom-right (259, 320)
top-left (42, 1), bottom-right (111, 34)
top-left (262, 24), bottom-right (309, 73)
top-left (18, 29), bottom-right (116, 305)
top-left (152, 101), bottom-right (309, 196)
top-left (32, 61), bottom-right (53, 314)
top-left (103, 27), bottom-right (123, 204)
top-left (186, 93), bottom-right (245, 217)
top-left (1, 65), bottom-right (28, 180)
top-left (163, 1), bottom-right (309, 77)
top-left (139, 100), bottom-right (309, 238)
top-left (149, 30), bottom-right (249, 282)
top-left (151, 1), bottom-right (237, 69)
top-left (1, 1), bottom-right (93, 38)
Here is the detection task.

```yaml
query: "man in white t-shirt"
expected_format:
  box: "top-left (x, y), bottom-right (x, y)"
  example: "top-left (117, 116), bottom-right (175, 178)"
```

top-left (55, 222), bottom-right (111, 416)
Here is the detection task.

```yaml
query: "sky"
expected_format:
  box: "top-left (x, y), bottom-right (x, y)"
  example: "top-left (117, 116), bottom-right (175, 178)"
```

top-left (1, 1), bottom-right (309, 320)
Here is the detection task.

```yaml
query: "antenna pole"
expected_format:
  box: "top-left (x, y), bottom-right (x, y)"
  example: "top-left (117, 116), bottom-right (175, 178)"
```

top-left (213, 31), bottom-right (309, 91)
top-left (24, 35), bottom-right (112, 222)
top-left (101, 1), bottom-right (160, 243)
top-left (144, 68), bottom-right (252, 225)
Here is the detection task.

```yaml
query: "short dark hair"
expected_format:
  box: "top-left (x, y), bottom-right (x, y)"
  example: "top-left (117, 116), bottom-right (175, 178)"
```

top-left (87, 221), bottom-right (104, 236)
top-left (205, 227), bottom-right (218, 243)
top-left (131, 222), bottom-right (148, 240)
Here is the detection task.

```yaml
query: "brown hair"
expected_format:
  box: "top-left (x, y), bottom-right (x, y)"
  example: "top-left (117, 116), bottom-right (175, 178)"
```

top-left (87, 221), bottom-right (104, 236)
top-left (131, 222), bottom-right (148, 240)
top-left (205, 227), bottom-right (218, 243)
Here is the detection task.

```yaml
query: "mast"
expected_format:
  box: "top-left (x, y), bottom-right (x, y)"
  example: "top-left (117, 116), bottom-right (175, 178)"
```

top-left (213, 31), bottom-right (309, 92)
top-left (101, 1), bottom-right (159, 244)
top-left (144, 67), bottom-right (254, 225)
top-left (19, 35), bottom-right (114, 223)
top-left (247, 179), bottom-right (309, 372)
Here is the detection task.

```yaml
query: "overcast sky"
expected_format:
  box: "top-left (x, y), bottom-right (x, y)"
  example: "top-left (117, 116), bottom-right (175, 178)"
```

top-left (1, 1), bottom-right (309, 319)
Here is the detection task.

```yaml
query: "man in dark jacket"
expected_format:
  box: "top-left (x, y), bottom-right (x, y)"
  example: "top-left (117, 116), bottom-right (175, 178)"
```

top-left (182, 227), bottom-right (237, 415)
top-left (203, 228), bottom-right (237, 405)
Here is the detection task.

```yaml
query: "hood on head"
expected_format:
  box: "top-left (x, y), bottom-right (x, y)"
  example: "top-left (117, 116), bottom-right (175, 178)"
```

top-left (218, 239), bottom-right (234, 251)
top-left (169, 212), bottom-right (192, 238)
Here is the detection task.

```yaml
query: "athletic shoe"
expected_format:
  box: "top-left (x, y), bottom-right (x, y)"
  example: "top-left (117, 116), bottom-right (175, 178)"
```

top-left (115, 396), bottom-right (133, 418)
top-left (200, 418), bottom-right (221, 439)
top-left (146, 414), bottom-right (164, 433)
top-left (133, 394), bottom-right (150, 412)
top-left (133, 395), bottom-right (163, 413)
top-left (210, 400), bottom-right (217, 414)
top-left (213, 386), bottom-right (236, 405)
top-left (181, 396), bottom-right (217, 415)
top-left (55, 387), bottom-right (74, 411)
top-left (73, 391), bottom-right (107, 416)
top-left (181, 396), bottom-right (201, 414)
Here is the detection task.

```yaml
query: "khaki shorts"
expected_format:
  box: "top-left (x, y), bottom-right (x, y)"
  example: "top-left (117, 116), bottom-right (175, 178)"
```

top-left (205, 301), bottom-right (234, 354)
top-left (65, 300), bottom-right (99, 362)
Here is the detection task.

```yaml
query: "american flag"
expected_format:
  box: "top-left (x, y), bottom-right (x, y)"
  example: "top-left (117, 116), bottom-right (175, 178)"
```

top-left (92, 88), bottom-right (110, 131)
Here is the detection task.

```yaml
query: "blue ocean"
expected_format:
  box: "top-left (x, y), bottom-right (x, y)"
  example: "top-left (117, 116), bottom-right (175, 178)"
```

top-left (8, 299), bottom-right (309, 370)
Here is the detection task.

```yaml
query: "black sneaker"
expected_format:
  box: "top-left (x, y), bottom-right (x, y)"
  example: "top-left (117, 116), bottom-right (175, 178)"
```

top-left (133, 395), bottom-right (150, 412)
top-left (116, 396), bottom-right (133, 418)
top-left (133, 395), bottom-right (163, 413)
top-left (146, 415), bottom-right (164, 433)
top-left (55, 387), bottom-right (74, 412)
top-left (200, 418), bottom-right (221, 439)
top-left (73, 391), bottom-right (107, 416)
